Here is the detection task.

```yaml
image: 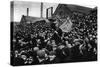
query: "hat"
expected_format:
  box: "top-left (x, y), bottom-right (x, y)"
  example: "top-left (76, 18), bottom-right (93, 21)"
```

top-left (34, 47), bottom-right (39, 52)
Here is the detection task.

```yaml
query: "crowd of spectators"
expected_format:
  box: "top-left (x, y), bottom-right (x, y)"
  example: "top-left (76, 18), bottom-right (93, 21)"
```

top-left (11, 9), bottom-right (97, 66)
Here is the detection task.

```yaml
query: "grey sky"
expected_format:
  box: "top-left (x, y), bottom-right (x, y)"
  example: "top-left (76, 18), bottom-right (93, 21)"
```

top-left (12, 1), bottom-right (58, 22)
top-left (11, 1), bottom-right (96, 22)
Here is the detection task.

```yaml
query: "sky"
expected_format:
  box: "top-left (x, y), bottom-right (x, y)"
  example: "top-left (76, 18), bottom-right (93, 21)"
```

top-left (11, 1), bottom-right (97, 22)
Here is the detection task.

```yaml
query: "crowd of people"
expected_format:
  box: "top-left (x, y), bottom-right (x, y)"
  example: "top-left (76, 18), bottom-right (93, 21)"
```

top-left (11, 9), bottom-right (97, 66)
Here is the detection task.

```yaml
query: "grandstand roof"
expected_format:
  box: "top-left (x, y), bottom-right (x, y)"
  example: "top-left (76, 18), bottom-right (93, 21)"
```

top-left (53, 4), bottom-right (93, 17)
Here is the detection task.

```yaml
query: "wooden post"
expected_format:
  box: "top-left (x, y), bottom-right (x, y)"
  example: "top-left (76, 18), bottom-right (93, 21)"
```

top-left (51, 7), bottom-right (53, 17)
top-left (46, 9), bottom-right (48, 19)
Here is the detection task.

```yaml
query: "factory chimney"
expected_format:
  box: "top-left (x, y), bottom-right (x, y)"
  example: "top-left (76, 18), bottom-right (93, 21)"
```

top-left (27, 8), bottom-right (29, 16)
top-left (41, 2), bottom-right (43, 18)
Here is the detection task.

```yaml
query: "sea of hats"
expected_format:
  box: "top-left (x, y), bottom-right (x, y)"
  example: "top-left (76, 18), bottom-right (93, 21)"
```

top-left (11, 10), bottom-right (97, 66)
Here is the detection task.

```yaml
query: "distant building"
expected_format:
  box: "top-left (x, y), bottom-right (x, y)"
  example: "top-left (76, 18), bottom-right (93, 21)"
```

top-left (20, 15), bottom-right (42, 23)
top-left (20, 7), bottom-right (44, 24)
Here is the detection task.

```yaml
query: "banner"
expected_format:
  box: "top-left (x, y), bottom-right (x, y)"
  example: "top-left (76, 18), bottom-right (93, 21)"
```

top-left (59, 18), bottom-right (72, 32)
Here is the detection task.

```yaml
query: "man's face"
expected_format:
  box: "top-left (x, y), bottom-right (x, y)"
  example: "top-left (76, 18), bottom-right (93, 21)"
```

top-left (47, 40), bottom-right (51, 45)
top-left (52, 40), bottom-right (56, 45)
top-left (37, 39), bottom-right (41, 44)
top-left (54, 21), bottom-right (59, 27)
top-left (75, 42), bottom-right (80, 46)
